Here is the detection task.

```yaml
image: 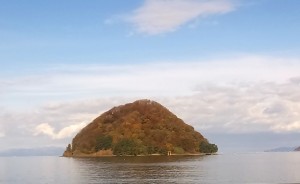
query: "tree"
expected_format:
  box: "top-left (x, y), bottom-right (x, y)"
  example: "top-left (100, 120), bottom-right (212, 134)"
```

top-left (66, 144), bottom-right (72, 152)
top-left (95, 135), bottom-right (113, 151)
top-left (180, 138), bottom-right (195, 152)
top-left (113, 138), bottom-right (139, 156)
top-left (199, 141), bottom-right (218, 153)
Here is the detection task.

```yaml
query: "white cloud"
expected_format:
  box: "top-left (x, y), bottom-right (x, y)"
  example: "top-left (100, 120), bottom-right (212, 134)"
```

top-left (128, 0), bottom-right (236, 34)
top-left (34, 122), bottom-right (87, 140)
top-left (158, 79), bottom-right (300, 134)
top-left (26, 77), bottom-right (300, 136)
top-left (1, 55), bottom-right (299, 101)
top-left (0, 123), bottom-right (5, 138)
top-left (0, 54), bottom-right (300, 150)
top-left (272, 122), bottom-right (300, 132)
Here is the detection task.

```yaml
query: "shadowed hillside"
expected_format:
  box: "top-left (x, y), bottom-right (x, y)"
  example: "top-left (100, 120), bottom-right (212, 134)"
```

top-left (64, 99), bottom-right (217, 156)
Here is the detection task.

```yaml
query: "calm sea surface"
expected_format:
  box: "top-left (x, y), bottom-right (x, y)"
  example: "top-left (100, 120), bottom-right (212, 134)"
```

top-left (0, 152), bottom-right (300, 184)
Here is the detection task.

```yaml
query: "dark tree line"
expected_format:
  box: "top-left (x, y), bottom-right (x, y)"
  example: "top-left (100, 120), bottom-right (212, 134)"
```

top-left (199, 141), bottom-right (218, 153)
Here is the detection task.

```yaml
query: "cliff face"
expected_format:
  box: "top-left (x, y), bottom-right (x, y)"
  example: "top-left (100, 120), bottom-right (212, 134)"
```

top-left (64, 99), bottom-right (217, 156)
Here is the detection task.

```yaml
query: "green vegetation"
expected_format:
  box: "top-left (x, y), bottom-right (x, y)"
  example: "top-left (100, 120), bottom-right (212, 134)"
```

top-left (66, 100), bottom-right (218, 156)
top-left (95, 135), bottom-right (113, 151)
top-left (113, 138), bottom-right (139, 156)
top-left (173, 147), bottom-right (185, 154)
top-left (199, 141), bottom-right (218, 154)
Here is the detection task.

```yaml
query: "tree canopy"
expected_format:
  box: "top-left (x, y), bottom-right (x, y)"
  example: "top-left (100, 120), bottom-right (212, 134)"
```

top-left (199, 141), bottom-right (218, 153)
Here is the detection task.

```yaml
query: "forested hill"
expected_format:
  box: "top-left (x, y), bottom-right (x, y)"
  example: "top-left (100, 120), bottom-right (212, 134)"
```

top-left (64, 99), bottom-right (217, 156)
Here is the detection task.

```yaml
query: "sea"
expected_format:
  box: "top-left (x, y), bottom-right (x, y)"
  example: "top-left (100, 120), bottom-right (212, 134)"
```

top-left (0, 152), bottom-right (299, 184)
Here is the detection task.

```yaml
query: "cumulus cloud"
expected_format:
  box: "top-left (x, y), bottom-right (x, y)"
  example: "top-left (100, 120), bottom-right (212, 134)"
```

top-left (20, 76), bottom-right (300, 139)
top-left (272, 122), bottom-right (300, 132)
top-left (0, 55), bottom-right (300, 150)
top-left (34, 122), bottom-right (87, 140)
top-left (290, 77), bottom-right (300, 85)
top-left (128, 0), bottom-right (236, 34)
top-left (0, 97), bottom-right (137, 150)
top-left (159, 79), bottom-right (300, 134)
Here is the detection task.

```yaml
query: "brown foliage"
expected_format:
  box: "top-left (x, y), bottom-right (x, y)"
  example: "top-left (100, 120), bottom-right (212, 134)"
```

top-left (70, 99), bottom-right (207, 155)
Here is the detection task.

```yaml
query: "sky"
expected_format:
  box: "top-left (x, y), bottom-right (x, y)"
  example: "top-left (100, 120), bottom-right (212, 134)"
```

top-left (1, 0), bottom-right (300, 153)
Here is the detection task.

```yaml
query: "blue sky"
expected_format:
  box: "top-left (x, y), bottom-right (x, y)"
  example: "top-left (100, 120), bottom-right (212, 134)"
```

top-left (1, 0), bottom-right (300, 69)
top-left (1, 0), bottom-right (300, 153)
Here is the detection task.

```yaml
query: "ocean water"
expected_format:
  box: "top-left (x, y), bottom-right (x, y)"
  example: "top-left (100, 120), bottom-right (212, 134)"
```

top-left (0, 152), bottom-right (300, 184)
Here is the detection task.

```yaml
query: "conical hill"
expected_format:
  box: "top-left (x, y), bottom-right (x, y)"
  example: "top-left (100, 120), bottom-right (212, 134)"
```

top-left (64, 99), bottom-right (217, 156)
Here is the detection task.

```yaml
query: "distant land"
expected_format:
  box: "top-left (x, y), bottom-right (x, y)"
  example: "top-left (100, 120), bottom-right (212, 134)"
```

top-left (0, 147), bottom-right (64, 157)
top-left (265, 147), bottom-right (297, 152)
top-left (63, 99), bottom-right (218, 157)
top-left (295, 147), bottom-right (300, 151)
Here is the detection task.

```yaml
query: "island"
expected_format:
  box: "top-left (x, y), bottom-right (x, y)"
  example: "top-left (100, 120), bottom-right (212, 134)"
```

top-left (63, 99), bottom-right (217, 157)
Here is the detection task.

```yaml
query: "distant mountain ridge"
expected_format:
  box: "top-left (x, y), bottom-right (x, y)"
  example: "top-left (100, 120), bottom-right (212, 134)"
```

top-left (295, 147), bottom-right (300, 151)
top-left (265, 147), bottom-right (300, 152)
top-left (64, 99), bottom-right (218, 157)
top-left (265, 147), bottom-right (297, 152)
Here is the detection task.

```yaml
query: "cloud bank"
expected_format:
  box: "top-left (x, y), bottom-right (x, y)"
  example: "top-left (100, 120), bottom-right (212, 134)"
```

top-left (128, 0), bottom-right (236, 34)
top-left (161, 80), bottom-right (300, 134)
top-left (0, 55), bottom-right (300, 150)
top-left (1, 55), bottom-right (299, 101)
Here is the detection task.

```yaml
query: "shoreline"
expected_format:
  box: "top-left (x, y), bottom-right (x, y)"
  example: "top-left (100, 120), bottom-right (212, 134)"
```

top-left (62, 152), bottom-right (216, 158)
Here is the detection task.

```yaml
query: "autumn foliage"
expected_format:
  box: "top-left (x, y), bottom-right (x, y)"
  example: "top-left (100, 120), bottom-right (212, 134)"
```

top-left (66, 99), bottom-right (217, 156)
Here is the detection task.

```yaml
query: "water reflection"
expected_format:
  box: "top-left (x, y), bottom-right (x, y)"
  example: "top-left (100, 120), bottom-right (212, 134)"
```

top-left (70, 156), bottom-right (206, 184)
top-left (74, 155), bottom-right (204, 163)
top-left (1, 153), bottom-right (300, 183)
